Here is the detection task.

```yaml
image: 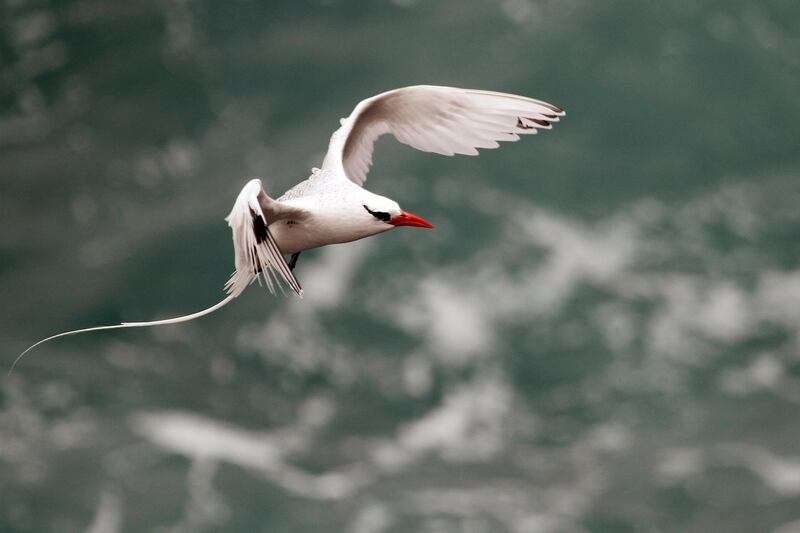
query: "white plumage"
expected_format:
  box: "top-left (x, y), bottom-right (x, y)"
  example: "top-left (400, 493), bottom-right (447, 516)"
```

top-left (13, 85), bottom-right (564, 369)
top-left (227, 85), bottom-right (563, 298)
top-left (325, 85), bottom-right (563, 185)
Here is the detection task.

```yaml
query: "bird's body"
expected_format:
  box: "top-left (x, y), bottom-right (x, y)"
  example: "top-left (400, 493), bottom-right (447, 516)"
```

top-left (13, 85), bottom-right (565, 369)
top-left (268, 169), bottom-right (396, 255)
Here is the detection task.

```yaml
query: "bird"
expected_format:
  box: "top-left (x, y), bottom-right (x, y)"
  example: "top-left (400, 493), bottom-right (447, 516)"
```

top-left (12, 85), bottom-right (564, 370)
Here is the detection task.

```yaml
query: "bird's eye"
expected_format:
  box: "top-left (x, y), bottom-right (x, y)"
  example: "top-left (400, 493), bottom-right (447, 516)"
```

top-left (363, 205), bottom-right (391, 222)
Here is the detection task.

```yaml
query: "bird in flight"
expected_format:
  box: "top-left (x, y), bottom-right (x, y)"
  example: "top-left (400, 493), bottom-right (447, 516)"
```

top-left (13, 85), bottom-right (564, 369)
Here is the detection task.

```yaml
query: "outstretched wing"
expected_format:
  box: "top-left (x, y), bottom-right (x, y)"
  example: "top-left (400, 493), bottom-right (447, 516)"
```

top-left (225, 179), bottom-right (303, 298)
top-left (321, 85), bottom-right (565, 186)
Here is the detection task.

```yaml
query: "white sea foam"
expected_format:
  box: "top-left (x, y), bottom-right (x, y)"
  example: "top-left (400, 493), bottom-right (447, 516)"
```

top-left (659, 443), bottom-right (800, 498)
top-left (385, 373), bottom-right (512, 464)
top-left (129, 396), bottom-right (373, 501)
top-left (83, 489), bottom-right (122, 533)
top-left (387, 206), bottom-right (637, 365)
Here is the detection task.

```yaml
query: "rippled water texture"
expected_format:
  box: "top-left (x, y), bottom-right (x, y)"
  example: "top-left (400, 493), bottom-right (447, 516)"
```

top-left (2, 1), bottom-right (800, 532)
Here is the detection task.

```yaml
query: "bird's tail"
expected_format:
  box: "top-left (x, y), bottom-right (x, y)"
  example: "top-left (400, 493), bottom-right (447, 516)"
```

top-left (11, 179), bottom-right (303, 373)
top-left (10, 293), bottom-right (237, 374)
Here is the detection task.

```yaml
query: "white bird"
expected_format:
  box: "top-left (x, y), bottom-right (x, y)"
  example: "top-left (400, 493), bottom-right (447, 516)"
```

top-left (13, 85), bottom-right (564, 370)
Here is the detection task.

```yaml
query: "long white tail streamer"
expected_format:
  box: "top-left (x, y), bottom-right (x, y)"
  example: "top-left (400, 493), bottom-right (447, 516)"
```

top-left (10, 293), bottom-right (238, 374)
top-left (11, 180), bottom-right (304, 374)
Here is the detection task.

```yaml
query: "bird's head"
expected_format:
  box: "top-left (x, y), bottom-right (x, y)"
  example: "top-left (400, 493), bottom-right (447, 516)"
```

top-left (361, 196), bottom-right (434, 232)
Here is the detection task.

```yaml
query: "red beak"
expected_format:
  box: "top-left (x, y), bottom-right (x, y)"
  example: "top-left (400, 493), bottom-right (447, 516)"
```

top-left (389, 210), bottom-right (434, 229)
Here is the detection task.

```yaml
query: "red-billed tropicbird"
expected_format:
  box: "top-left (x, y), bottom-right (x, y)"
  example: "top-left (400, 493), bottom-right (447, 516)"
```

top-left (13, 85), bottom-right (564, 369)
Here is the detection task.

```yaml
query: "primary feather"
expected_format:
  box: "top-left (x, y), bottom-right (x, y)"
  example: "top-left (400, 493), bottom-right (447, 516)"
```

top-left (322, 85), bottom-right (565, 185)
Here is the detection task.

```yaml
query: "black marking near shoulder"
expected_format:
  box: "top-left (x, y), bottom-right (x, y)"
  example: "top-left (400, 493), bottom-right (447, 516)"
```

top-left (250, 208), bottom-right (268, 244)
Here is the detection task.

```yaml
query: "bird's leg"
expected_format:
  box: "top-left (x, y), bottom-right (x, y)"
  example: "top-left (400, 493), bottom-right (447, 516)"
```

top-left (288, 252), bottom-right (301, 271)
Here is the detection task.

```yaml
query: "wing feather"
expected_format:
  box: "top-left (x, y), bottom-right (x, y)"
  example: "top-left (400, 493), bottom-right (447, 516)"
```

top-left (224, 179), bottom-right (303, 298)
top-left (321, 85), bottom-right (565, 185)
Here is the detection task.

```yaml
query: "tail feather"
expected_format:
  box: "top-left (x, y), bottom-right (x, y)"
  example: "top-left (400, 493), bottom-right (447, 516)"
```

top-left (11, 178), bottom-right (302, 372)
top-left (10, 293), bottom-right (236, 374)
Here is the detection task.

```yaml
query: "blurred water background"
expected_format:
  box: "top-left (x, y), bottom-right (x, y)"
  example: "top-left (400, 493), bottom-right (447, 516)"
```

top-left (2, 0), bottom-right (800, 531)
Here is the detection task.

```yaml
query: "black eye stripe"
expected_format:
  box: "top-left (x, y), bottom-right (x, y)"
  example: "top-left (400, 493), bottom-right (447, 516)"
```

top-left (363, 205), bottom-right (391, 222)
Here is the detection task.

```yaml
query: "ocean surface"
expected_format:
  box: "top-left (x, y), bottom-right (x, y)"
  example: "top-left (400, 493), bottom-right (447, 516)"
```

top-left (2, 1), bottom-right (800, 532)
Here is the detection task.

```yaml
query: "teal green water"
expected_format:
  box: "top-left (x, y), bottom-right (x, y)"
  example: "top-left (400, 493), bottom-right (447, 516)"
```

top-left (2, 1), bottom-right (800, 531)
